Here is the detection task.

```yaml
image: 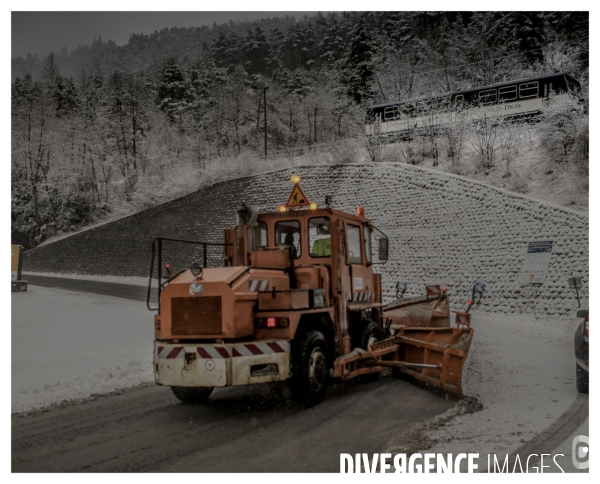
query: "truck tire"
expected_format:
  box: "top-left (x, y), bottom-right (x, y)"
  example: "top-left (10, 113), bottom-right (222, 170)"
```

top-left (576, 363), bottom-right (589, 394)
top-left (170, 386), bottom-right (214, 404)
top-left (291, 330), bottom-right (329, 407)
top-left (359, 322), bottom-right (383, 383)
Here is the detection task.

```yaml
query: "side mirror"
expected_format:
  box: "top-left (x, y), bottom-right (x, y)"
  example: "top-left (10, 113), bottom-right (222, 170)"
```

top-left (378, 238), bottom-right (389, 261)
top-left (577, 309), bottom-right (588, 318)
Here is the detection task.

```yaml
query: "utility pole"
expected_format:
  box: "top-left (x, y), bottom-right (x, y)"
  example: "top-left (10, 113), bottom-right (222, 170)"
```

top-left (264, 86), bottom-right (268, 159)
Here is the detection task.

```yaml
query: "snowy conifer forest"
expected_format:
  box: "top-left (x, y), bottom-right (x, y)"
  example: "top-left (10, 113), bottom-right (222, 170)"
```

top-left (11, 12), bottom-right (589, 249)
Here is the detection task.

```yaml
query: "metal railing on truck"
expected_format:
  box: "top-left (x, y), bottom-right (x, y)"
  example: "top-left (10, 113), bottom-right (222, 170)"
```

top-left (146, 237), bottom-right (233, 312)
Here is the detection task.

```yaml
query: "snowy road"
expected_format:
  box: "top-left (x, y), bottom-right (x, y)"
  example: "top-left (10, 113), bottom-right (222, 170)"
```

top-left (11, 374), bottom-right (452, 472)
top-left (11, 278), bottom-right (588, 472)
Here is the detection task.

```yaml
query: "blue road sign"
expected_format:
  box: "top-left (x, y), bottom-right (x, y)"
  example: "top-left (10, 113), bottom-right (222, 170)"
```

top-left (474, 282), bottom-right (486, 293)
top-left (396, 282), bottom-right (408, 290)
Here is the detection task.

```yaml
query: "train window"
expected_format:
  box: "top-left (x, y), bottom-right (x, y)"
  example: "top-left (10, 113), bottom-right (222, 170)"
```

top-left (498, 86), bottom-right (517, 101)
top-left (384, 106), bottom-right (400, 120)
top-left (479, 89), bottom-right (497, 105)
top-left (519, 82), bottom-right (538, 98)
top-left (415, 100), bottom-right (428, 113)
top-left (401, 103), bottom-right (415, 116)
top-left (429, 97), bottom-right (451, 112)
top-left (543, 84), bottom-right (548, 97)
top-left (453, 94), bottom-right (465, 107)
top-left (365, 110), bottom-right (378, 123)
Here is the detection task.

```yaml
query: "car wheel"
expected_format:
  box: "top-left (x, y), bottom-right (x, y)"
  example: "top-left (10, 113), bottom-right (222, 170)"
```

top-left (291, 330), bottom-right (329, 407)
top-left (358, 322), bottom-right (383, 383)
top-left (576, 363), bottom-right (589, 394)
top-left (170, 386), bottom-right (213, 404)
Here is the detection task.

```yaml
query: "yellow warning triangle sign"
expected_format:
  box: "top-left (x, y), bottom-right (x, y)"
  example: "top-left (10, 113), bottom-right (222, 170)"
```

top-left (286, 184), bottom-right (309, 207)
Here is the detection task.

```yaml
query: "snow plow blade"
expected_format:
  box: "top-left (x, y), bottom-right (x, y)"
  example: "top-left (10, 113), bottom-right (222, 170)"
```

top-left (384, 293), bottom-right (450, 328)
top-left (333, 327), bottom-right (473, 396)
top-left (392, 327), bottom-right (473, 395)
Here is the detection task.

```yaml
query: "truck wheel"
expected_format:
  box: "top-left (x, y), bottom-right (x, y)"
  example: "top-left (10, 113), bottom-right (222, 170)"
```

top-left (291, 330), bottom-right (329, 407)
top-left (170, 386), bottom-right (213, 404)
top-left (576, 363), bottom-right (589, 394)
top-left (359, 322), bottom-right (383, 383)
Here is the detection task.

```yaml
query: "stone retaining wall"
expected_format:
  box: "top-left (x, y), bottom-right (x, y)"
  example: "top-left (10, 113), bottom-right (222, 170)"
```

top-left (23, 163), bottom-right (589, 316)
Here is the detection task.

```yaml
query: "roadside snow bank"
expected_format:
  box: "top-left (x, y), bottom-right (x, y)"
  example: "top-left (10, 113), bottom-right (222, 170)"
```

top-left (22, 271), bottom-right (148, 287)
top-left (11, 286), bottom-right (153, 413)
top-left (424, 309), bottom-right (584, 458)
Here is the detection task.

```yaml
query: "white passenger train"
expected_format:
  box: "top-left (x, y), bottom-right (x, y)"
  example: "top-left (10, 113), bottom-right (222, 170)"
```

top-left (365, 72), bottom-right (583, 138)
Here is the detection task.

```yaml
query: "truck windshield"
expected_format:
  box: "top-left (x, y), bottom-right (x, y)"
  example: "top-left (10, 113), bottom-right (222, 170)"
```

top-left (347, 224), bottom-right (362, 264)
top-left (364, 224), bottom-right (372, 264)
top-left (309, 217), bottom-right (331, 257)
top-left (275, 220), bottom-right (301, 258)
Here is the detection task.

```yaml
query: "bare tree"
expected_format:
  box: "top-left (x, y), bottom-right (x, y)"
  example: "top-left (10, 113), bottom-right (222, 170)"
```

top-left (364, 133), bottom-right (385, 162)
top-left (469, 102), bottom-right (499, 171)
top-left (498, 119), bottom-right (524, 176)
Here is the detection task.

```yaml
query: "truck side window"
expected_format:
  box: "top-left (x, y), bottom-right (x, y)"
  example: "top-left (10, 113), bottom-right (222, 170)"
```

top-left (364, 224), bottom-right (372, 264)
top-left (275, 220), bottom-right (301, 258)
top-left (254, 222), bottom-right (267, 251)
top-left (309, 217), bottom-right (331, 257)
top-left (347, 224), bottom-right (362, 264)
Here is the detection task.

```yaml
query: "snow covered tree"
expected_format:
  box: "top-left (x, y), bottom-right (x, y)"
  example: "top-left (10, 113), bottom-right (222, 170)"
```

top-left (341, 19), bottom-right (375, 104)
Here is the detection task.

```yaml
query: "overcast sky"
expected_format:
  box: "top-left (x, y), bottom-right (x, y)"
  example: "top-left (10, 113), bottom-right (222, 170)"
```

top-left (11, 11), bottom-right (321, 58)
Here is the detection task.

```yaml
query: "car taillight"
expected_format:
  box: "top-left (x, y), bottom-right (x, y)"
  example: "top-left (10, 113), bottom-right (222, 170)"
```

top-left (255, 317), bottom-right (289, 328)
top-left (585, 315), bottom-right (589, 337)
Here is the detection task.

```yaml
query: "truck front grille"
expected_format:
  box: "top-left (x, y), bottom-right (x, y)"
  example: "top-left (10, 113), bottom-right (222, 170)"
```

top-left (171, 296), bottom-right (222, 335)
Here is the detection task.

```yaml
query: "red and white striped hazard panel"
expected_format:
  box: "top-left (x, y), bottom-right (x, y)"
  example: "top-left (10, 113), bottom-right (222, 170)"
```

top-left (347, 292), bottom-right (375, 302)
top-left (425, 285), bottom-right (441, 295)
top-left (156, 346), bottom-right (185, 359)
top-left (455, 313), bottom-right (471, 328)
top-left (156, 341), bottom-right (290, 359)
top-left (248, 280), bottom-right (270, 292)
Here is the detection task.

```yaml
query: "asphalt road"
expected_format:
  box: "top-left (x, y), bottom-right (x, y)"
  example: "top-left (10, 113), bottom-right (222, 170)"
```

top-left (11, 375), bottom-right (452, 472)
top-left (13, 275), bottom-right (454, 472)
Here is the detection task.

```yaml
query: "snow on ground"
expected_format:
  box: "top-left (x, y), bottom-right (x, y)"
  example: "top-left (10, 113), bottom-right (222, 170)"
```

top-left (425, 309), bottom-right (584, 459)
top-left (22, 271), bottom-right (148, 287)
top-left (12, 281), bottom-right (587, 464)
top-left (11, 285), bottom-right (153, 413)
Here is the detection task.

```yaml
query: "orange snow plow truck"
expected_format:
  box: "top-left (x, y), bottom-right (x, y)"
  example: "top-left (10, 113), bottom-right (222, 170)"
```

top-left (147, 175), bottom-right (474, 407)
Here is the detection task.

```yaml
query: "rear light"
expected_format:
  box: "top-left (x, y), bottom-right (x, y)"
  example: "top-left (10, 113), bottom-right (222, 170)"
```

top-left (255, 317), bottom-right (289, 328)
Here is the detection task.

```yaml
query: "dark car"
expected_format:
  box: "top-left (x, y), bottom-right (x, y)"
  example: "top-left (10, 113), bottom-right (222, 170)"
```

top-left (574, 309), bottom-right (589, 393)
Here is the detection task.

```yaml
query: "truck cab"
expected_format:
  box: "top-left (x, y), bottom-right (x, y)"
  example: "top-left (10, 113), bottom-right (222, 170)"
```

top-left (151, 175), bottom-right (388, 406)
